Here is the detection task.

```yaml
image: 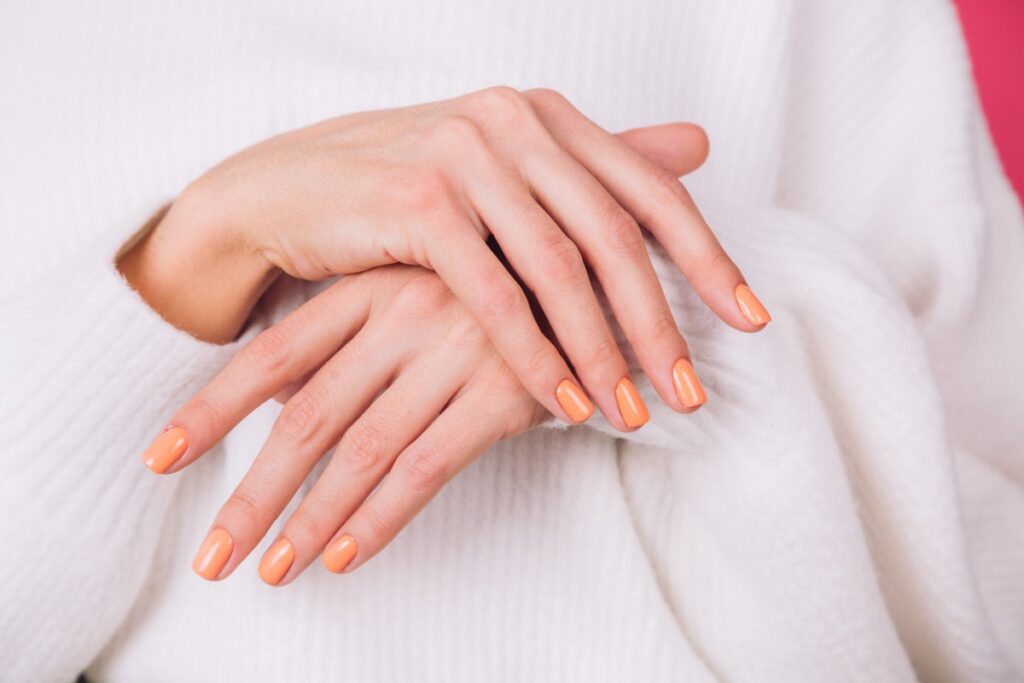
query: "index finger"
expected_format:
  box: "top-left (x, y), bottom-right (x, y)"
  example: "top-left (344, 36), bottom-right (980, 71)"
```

top-left (140, 277), bottom-right (373, 475)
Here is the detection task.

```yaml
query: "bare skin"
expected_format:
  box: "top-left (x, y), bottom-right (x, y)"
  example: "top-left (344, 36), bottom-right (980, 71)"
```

top-left (124, 88), bottom-right (768, 584)
top-left (119, 87), bottom-right (766, 432)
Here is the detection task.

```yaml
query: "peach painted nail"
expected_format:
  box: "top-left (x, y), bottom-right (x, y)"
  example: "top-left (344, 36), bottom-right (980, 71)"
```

top-left (672, 358), bottom-right (707, 409)
top-left (614, 377), bottom-right (649, 428)
top-left (142, 426), bottom-right (189, 474)
top-left (259, 538), bottom-right (295, 586)
top-left (322, 535), bottom-right (358, 574)
top-left (555, 379), bottom-right (594, 423)
top-left (192, 528), bottom-right (233, 580)
top-left (734, 284), bottom-right (772, 326)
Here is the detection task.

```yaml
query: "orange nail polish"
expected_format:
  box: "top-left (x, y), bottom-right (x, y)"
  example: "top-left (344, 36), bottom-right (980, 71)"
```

top-left (671, 358), bottom-right (707, 409)
top-left (555, 379), bottom-right (594, 423)
top-left (734, 284), bottom-right (772, 326)
top-left (142, 426), bottom-right (189, 474)
top-left (614, 377), bottom-right (649, 428)
top-left (192, 528), bottom-right (233, 580)
top-left (322, 534), bottom-right (358, 574)
top-left (259, 538), bottom-right (295, 586)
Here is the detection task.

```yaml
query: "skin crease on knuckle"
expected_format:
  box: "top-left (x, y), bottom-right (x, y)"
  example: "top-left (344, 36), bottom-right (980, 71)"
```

top-left (276, 390), bottom-right (326, 448)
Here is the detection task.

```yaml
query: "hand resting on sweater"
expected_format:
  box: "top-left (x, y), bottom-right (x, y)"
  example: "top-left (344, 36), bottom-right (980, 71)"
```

top-left (149, 265), bottom-right (546, 584)
top-left (128, 98), bottom-right (755, 585)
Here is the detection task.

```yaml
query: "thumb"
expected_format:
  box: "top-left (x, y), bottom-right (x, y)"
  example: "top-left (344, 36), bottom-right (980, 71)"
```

top-left (615, 122), bottom-right (710, 176)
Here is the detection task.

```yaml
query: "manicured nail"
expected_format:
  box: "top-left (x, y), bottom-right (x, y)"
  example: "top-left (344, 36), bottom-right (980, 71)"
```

top-left (142, 426), bottom-right (189, 474)
top-left (614, 377), bottom-right (649, 428)
top-left (192, 528), bottom-right (233, 580)
top-left (734, 284), bottom-right (772, 326)
top-left (671, 358), bottom-right (707, 409)
top-left (259, 538), bottom-right (295, 586)
top-left (555, 379), bottom-right (594, 423)
top-left (322, 534), bottom-right (358, 574)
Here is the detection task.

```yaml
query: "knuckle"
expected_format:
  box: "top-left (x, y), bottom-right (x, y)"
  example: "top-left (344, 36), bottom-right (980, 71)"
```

top-left (502, 401), bottom-right (541, 439)
top-left (428, 114), bottom-right (486, 151)
top-left (647, 314), bottom-right (681, 345)
top-left (339, 420), bottom-right (390, 475)
top-left (358, 504), bottom-right (393, 541)
top-left (523, 87), bottom-right (570, 111)
top-left (650, 166), bottom-right (696, 211)
top-left (190, 393), bottom-right (223, 433)
top-left (400, 445), bottom-right (450, 490)
top-left (586, 336), bottom-right (623, 368)
top-left (599, 203), bottom-right (645, 256)
top-left (287, 506), bottom-right (325, 542)
top-left (276, 391), bottom-right (323, 445)
top-left (471, 85), bottom-right (528, 118)
top-left (705, 248), bottom-right (735, 274)
top-left (486, 360), bottom-right (526, 397)
top-left (540, 234), bottom-right (587, 284)
top-left (225, 489), bottom-right (263, 527)
top-left (245, 326), bottom-right (291, 374)
top-left (477, 277), bottom-right (526, 320)
top-left (442, 309), bottom-right (488, 350)
top-left (692, 248), bottom-right (735, 281)
top-left (402, 166), bottom-right (455, 215)
top-left (394, 273), bottom-right (451, 320)
top-left (522, 341), bottom-right (554, 379)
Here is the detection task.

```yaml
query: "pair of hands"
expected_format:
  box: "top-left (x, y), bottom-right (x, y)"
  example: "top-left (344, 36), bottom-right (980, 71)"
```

top-left (128, 87), bottom-right (771, 585)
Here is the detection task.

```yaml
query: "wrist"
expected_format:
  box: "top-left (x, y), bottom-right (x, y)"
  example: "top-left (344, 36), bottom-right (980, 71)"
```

top-left (117, 189), bottom-right (278, 344)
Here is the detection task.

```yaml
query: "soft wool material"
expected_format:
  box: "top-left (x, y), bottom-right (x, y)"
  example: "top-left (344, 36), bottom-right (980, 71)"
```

top-left (1, 1), bottom-right (1022, 681)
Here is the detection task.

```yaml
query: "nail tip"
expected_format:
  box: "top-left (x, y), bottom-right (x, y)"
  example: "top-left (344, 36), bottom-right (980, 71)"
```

top-left (555, 379), bottom-right (594, 423)
top-left (323, 535), bottom-right (358, 574)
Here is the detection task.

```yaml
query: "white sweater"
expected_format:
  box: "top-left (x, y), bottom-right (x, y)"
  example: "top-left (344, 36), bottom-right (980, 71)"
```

top-left (1, 1), bottom-right (1022, 681)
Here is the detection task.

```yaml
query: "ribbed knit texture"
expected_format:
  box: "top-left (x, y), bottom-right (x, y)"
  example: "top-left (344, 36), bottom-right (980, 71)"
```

top-left (1, 1), bottom-right (1022, 682)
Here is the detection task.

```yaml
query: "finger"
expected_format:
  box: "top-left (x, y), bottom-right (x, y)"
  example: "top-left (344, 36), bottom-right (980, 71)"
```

top-left (426, 220), bottom-right (593, 426)
top-left (463, 155), bottom-right (638, 430)
top-left (321, 381), bottom-right (524, 575)
top-left (146, 269), bottom-right (422, 475)
top-left (190, 313), bottom-right (406, 581)
top-left (257, 352), bottom-right (466, 586)
top-left (525, 88), bottom-right (771, 333)
top-left (501, 121), bottom-right (701, 416)
top-left (615, 122), bottom-right (710, 177)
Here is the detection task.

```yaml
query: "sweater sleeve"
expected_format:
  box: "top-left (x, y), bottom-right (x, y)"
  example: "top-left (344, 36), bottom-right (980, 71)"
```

top-left (0, 204), bottom-right (263, 683)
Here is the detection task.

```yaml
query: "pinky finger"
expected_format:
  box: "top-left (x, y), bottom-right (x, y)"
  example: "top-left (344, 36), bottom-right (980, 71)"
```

top-left (320, 387), bottom-right (514, 574)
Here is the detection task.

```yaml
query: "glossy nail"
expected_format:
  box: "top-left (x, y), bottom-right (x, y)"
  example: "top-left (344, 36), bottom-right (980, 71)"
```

top-left (259, 538), bottom-right (295, 586)
top-left (555, 379), bottom-right (594, 423)
top-left (322, 535), bottom-right (358, 574)
top-left (614, 377), bottom-right (649, 428)
top-left (671, 358), bottom-right (707, 409)
top-left (142, 426), bottom-right (189, 474)
top-left (192, 528), bottom-right (233, 580)
top-left (734, 284), bottom-right (772, 326)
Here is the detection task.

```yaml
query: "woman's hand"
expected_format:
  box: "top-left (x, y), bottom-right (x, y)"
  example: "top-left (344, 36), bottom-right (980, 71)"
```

top-left (146, 266), bottom-right (546, 584)
top-left (121, 87), bottom-right (770, 431)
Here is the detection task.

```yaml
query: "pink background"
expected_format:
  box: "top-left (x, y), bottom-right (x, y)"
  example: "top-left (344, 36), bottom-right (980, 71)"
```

top-left (955, 0), bottom-right (1024, 200)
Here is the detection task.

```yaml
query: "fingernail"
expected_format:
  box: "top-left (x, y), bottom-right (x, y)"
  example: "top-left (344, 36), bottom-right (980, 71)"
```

top-left (614, 377), bottom-right (649, 428)
top-left (322, 534), bottom-right (358, 574)
top-left (259, 538), bottom-right (295, 586)
top-left (142, 426), bottom-right (189, 474)
top-left (192, 528), bottom-right (233, 580)
top-left (671, 358), bottom-right (707, 409)
top-left (734, 284), bottom-right (772, 326)
top-left (555, 379), bottom-right (594, 423)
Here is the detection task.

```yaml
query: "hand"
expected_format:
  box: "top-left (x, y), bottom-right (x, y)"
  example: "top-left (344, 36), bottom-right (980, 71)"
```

top-left (147, 266), bottom-right (545, 584)
top-left (122, 87), bottom-right (770, 431)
